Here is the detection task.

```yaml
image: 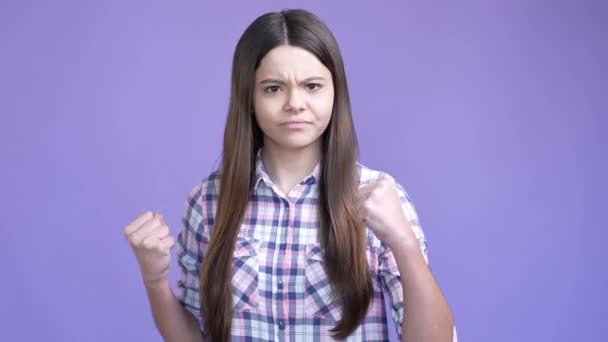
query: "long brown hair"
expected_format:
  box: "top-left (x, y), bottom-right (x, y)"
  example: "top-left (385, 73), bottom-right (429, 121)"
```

top-left (199, 9), bottom-right (372, 341)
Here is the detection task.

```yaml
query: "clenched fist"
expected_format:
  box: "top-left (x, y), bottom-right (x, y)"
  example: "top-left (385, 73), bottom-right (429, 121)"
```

top-left (358, 174), bottom-right (417, 249)
top-left (123, 211), bottom-right (175, 288)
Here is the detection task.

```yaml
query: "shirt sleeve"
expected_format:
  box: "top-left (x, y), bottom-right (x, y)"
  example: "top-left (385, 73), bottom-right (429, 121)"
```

top-left (378, 181), bottom-right (429, 340)
top-left (175, 183), bottom-right (209, 336)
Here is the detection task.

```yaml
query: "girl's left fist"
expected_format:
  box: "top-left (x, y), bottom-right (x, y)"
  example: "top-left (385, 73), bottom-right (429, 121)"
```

top-left (358, 174), bottom-right (417, 247)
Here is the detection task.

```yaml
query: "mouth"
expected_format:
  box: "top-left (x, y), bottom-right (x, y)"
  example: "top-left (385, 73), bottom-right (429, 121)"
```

top-left (281, 121), bottom-right (311, 129)
top-left (282, 120), bottom-right (310, 125)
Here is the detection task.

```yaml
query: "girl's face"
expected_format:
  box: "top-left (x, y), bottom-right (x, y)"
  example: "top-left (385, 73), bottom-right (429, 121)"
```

top-left (253, 45), bottom-right (334, 151)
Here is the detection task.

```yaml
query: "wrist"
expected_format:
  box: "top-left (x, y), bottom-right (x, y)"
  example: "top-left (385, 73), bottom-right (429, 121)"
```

top-left (384, 228), bottom-right (418, 252)
top-left (144, 278), bottom-right (171, 291)
top-left (389, 236), bottom-right (428, 273)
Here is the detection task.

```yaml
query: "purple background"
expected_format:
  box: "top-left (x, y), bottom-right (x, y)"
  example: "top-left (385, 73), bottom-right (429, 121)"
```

top-left (1, 1), bottom-right (606, 341)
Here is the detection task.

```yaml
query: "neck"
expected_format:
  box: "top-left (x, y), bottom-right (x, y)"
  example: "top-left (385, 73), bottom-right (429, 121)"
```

top-left (261, 139), bottom-right (321, 196)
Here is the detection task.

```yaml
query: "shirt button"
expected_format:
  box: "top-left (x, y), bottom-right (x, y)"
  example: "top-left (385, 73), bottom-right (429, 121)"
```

top-left (278, 319), bottom-right (285, 330)
top-left (277, 280), bottom-right (284, 289)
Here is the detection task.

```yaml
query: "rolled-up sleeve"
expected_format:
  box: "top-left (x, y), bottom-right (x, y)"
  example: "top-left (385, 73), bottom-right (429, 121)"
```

top-left (175, 183), bottom-right (209, 334)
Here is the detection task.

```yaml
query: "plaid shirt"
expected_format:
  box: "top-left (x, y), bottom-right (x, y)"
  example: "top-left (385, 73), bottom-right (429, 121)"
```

top-left (176, 148), bottom-right (453, 341)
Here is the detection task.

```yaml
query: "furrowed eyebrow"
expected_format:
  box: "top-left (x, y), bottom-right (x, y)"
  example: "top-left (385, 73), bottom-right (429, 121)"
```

top-left (258, 77), bottom-right (326, 85)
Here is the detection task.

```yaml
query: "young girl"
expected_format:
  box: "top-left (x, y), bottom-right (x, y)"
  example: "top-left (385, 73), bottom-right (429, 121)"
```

top-left (124, 9), bottom-right (456, 342)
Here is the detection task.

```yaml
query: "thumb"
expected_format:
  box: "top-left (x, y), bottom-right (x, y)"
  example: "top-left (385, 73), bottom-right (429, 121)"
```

top-left (159, 236), bottom-right (175, 253)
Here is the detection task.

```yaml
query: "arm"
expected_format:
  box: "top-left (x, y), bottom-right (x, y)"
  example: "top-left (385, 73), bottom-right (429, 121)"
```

top-left (392, 239), bottom-right (454, 342)
top-left (144, 281), bottom-right (204, 342)
top-left (124, 184), bottom-right (209, 341)
top-left (377, 182), bottom-right (455, 342)
top-left (154, 183), bottom-right (209, 341)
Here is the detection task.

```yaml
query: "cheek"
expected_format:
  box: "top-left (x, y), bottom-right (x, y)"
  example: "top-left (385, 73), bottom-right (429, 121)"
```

top-left (253, 92), bottom-right (267, 115)
top-left (314, 95), bottom-right (334, 124)
top-left (253, 98), bottom-right (279, 124)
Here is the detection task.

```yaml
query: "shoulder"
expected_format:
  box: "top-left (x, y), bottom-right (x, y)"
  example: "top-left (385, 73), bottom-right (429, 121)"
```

top-left (356, 161), bottom-right (384, 187)
top-left (187, 169), bottom-right (221, 202)
top-left (183, 169), bottom-right (222, 228)
top-left (356, 161), bottom-right (410, 199)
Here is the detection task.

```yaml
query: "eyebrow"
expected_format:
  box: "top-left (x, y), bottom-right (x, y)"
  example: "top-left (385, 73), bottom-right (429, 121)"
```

top-left (258, 76), bottom-right (326, 85)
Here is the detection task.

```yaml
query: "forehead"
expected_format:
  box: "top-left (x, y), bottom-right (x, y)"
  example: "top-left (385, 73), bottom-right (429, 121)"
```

top-left (255, 45), bottom-right (331, 79)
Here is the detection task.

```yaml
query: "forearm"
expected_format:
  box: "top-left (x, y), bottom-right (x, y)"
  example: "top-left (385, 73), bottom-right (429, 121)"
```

top-left (144, 281), bottom-right (204, 342)
top-left (392, 240), bottom-right (454, 342)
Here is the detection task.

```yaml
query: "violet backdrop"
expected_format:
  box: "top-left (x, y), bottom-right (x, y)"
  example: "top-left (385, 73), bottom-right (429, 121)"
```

top-left (1, 1), bottom-right (606, 341)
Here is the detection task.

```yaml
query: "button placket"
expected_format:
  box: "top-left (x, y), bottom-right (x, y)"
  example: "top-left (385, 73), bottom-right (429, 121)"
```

top-left (279, 201), bottom-right (289, 292)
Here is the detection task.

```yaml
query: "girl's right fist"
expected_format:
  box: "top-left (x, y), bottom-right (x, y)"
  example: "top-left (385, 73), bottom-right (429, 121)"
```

top-left (123, 211), bottom-right (175, 288)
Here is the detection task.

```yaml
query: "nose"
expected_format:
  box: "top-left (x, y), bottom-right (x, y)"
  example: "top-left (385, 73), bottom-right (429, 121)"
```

top-left (284, 88), bottom-right (305, 113)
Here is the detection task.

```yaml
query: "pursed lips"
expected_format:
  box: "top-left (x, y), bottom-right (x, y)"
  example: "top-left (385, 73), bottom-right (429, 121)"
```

top-left (282, 120), bottom-right (311, 125)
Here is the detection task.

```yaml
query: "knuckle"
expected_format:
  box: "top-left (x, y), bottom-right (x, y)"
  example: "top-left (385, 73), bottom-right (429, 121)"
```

top-left (131, 237), bottom-right (143, 247)
top-left (128, 240), bottom-right (140, 250)
top-left (142, 239), bottom-right (154, 249)
top-left (123, 223), bottom-right (133, 234)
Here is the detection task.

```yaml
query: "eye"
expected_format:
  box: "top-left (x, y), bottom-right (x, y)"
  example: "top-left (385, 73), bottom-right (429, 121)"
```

top-left (306, 83), bottom-right (322, 91)
top-left (264, 85), bottom-right (281, 93)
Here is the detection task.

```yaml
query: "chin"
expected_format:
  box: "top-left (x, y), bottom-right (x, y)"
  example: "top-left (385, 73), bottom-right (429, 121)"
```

top-left (280, 141), bottom-right (315, 150)
top-left (274, 136), bottom-right (320, 150)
